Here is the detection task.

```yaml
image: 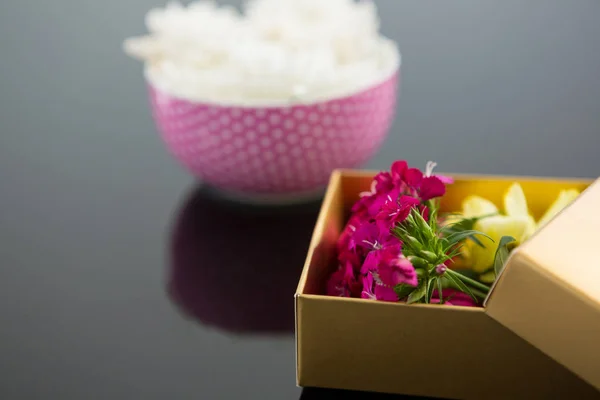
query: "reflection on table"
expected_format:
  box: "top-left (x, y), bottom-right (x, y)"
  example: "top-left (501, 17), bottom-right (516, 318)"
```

top-left (166, 186), bottom-right (321, 335)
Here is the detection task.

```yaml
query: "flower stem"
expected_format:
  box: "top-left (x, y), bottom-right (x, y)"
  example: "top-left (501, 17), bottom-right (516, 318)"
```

top-left (469, 287), bottom-right (488, 300)
top-left (446, 269), bottom-right (490, 293)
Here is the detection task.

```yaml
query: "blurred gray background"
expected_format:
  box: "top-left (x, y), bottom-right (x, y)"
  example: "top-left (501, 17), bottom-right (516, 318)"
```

top-left (1, 0), bottom-right (599, 190)
top-left (0, 1), bottom-right (599, 399)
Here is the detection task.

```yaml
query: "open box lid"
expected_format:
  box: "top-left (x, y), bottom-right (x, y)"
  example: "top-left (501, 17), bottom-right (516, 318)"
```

top-left (485, 178), bottom-right (600, 390)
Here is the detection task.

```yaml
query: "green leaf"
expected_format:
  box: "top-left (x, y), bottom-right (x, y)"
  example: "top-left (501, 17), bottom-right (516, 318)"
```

top-left (442, 213), bottom-right (497, 233)
top-left (447, 268), bottom-right (491, 293)
top-left (394, 283), bottom-right (416, 300)
top-left (436, 278), bottom-right (444, 304)
top-left (404, 213), bottom-right (416, 228)
top-left (413, 210), bottom-right (434, 241)
top-left (393, 225), bottom-right (410, 237)
top-left (493, 235), bottom-right (517, 275)
top-left (466, 233), bottom-right (486, 248)
top-left (426, 278), bottom-right (435, 304)
top-left (442, 217), bottom-right (476, 234)
top-left (428, 199), bottom-right (440, 229)
top-left (444, 271), bottom-right (478, 303)
top-left (445, 244), bottom-right (464, 259)
top-left (444, 230), bottom-right (493, 248)
top-left (452, 268), bottom-right (479, 280)
top-left (407, 282), bottom-right (427, 304)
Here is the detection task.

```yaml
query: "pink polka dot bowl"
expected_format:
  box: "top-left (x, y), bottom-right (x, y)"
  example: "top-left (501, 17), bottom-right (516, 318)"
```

top-left (148, 72), bottom-right (399, 204)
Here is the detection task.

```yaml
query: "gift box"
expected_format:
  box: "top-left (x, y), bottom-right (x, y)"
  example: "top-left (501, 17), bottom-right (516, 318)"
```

top-left (295, 170), bottom-right (600, 399)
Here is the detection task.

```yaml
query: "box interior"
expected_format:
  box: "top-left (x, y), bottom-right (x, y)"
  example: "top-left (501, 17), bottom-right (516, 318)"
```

top-left (297, 170), bottom-right (591, 300)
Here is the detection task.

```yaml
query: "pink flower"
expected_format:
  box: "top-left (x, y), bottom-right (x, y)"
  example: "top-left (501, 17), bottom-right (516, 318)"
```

top-left (376, 194), bottom-right (420, 228)
top-left (352, 190), bottom-right (390, 218)
top-left (329, 160), bottom-right (455, 302)
top-left (430, 289), bottom-right (478, 307)
top-left (436, 175), bottom-right (454, 184)
top-left (390, 160), bottom-right (408, 182)
top-left (352, 180), bottom-right (377, 216)
top-left (360, 244), bottom-right (418, 288)
top-left (361, 273), bottom-right (398, 302)
top-left (353, 221), bottom-right (398, 253)
top-left (337, 219), bottom-right (356, 253)
top-left (378, 257), bottom-right (418, 287)
top-left (424, 161), bottom-right (454, 185)
top-left (337, 215), bottom-right (366, 265)
top-left (390, 160), bottom-right (426, 191)
top-left (435, 264), bottom-right (447, 275)
top-left (404, 168), bottom-right (423, 188)
top-left (373, 171), bottom-right (395, 194)
top-left (352, 175), bottom-right (398, 218)
top-left (338, 249), bottom-right (361, 273)
top-left (375, 285), bottom-right (399, 302)
top-left (419, 204), bottom-right (430, 221)
top-left (419, 176), bottom-right (446, 201)
top-left (351, 160), bottom-right (451, 219)
top-left (361, 273), bottom-right (376, 300)
top-left (326, 263), bottom-right (362, 298)
top-left (361, 242), bottom-right (402, 273)
top-left (327, 268), bottom-right (348, 297)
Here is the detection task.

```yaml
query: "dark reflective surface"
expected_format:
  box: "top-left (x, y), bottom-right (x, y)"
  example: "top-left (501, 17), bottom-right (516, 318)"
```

top-left (1, 178), bottom-right (315, 399)
top-left (165, 187), bottom-right (437, 400)
top-left (0, 163), bottom-right (434, 399)
top-left (167, 187), bottom-right (321, 335)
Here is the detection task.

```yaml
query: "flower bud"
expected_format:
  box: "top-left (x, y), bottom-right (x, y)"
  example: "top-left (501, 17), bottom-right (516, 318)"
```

top-left (409, 256), bottom-right (428, 269)
top-left (435, 264), bottom-right (447, 275)
top-left (419, 250), bottom-right (438, 263)
top-left (415, 268), bottom-right (426, 278)
top-left (404, 235), bottom-right (422, 251)
top-left (414, 212), bottom-right (432, 233)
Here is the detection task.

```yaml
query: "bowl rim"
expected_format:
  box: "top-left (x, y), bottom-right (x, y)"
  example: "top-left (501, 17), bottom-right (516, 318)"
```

top-left (147, 68), bottom-right (400, 109)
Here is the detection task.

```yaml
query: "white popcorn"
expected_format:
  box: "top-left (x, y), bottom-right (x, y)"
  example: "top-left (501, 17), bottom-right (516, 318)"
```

top-left (123, 0), bottom-right (400, 106)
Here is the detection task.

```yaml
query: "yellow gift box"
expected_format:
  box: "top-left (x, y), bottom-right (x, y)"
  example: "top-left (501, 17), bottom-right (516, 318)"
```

top-left (295, 170), bottom-right (600, 399)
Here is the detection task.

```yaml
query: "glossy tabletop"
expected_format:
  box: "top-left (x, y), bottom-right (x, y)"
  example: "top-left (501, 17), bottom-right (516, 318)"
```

top-left (0, 170), bottom-right (427, 400)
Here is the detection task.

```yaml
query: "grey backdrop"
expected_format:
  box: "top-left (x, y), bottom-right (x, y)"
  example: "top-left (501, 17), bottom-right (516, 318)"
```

top-left (1, 0), bottom-right (599, 187)
top-left (0, 0), bottom-right (600, 185)
top-left (0, 1), bottom-right (599, 399)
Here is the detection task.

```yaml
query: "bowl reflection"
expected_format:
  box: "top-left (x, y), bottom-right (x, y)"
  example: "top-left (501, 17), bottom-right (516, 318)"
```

top-left (167, 186), bottom-right (321, 334)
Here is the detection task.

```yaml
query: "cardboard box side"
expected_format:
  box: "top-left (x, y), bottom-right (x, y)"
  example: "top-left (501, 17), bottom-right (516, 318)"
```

top-left (296, 294), bottom-right (598, 399)
top-left (486, 250), bottom-right (600, 390)
top-left (295, 294), bottom-right (303, 387)
top-left (518, 178), bottom-right (600, 303)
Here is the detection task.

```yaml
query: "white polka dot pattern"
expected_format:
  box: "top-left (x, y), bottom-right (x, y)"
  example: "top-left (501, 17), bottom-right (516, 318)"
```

top-left (149, 72), bottom-right (399, 195)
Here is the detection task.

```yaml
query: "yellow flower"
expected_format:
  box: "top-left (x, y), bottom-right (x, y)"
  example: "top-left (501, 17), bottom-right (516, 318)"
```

top-left (536, 189), bottom-right (580, 229)
top-left (452, 183), bottom-right (579, 274)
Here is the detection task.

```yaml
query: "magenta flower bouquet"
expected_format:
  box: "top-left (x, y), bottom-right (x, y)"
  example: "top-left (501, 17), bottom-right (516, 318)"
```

top-left (326, 160), bottom-right (514, 306)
